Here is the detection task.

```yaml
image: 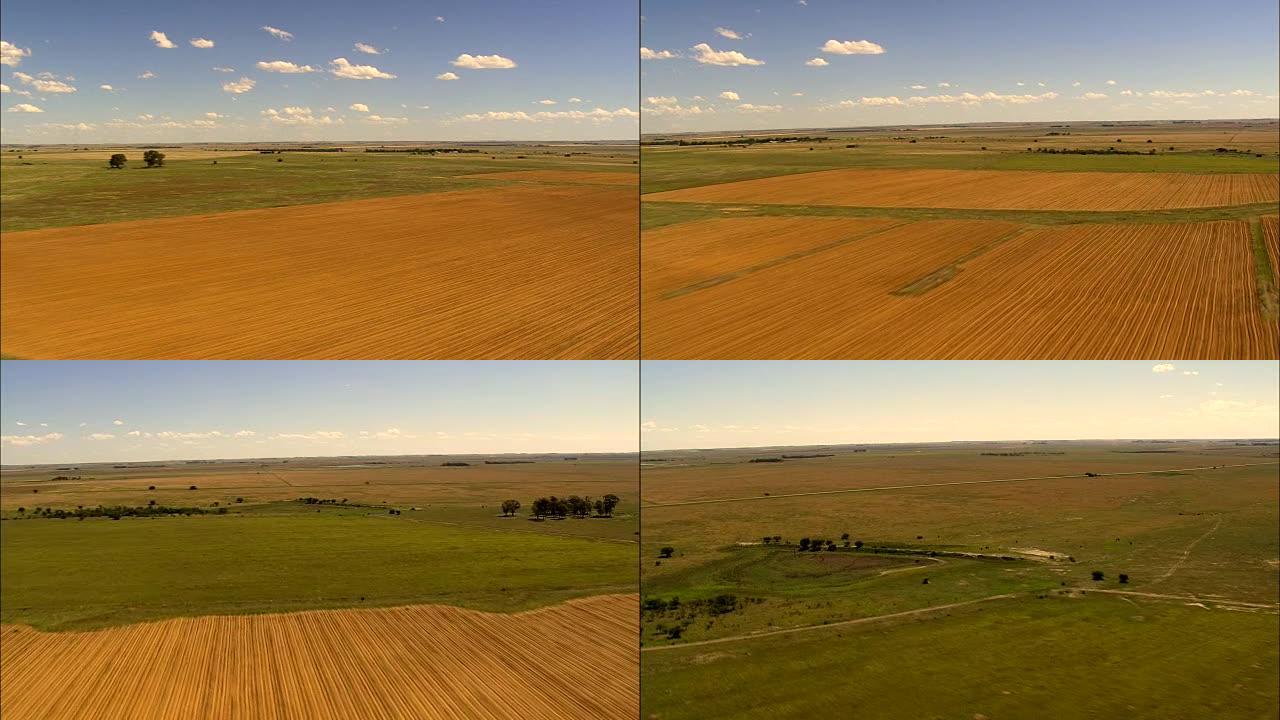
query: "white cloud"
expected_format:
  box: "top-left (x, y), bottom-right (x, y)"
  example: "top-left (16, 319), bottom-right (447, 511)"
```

top-left (691, 43), bottom-right (764, 66)
top-left (821, 39), bottom-right (885, 55)
top-left (137, 113), bottom-right (155, 120)
top-left (149, 30), bottom-right (177, 49)
top-left (842, 95), bottom-right (904, 107)
top-left (436, 71), bottom-right (459, 81)
top-left (647, 96), bottom-right (678, 105)
top-left (354, 42), bottom-right (383, 55)
top-left (0, 41), bottom-right (32, 67)
top-left (360, 427), bottom-right (415, 440)
top-left (640, 47), bottom-right (677, 60)
top-left (451, 53), bottom-right (516, 70)
top-left (261, 106), bottom-right (340, 126)
top-left (568, 97), bottom-right (583, 103)
top-left (737, 103), bottom-right (781, 112)
top-left (271, 431), bottom-right (345, 441)
top-left (1120, 89), bottom-right (1134, 96)
top-left (234, 430), bottom-right (256, 438)
top-left (1072, 81), bottom-right (1081, 87)
top-left (459, 106), bottom-right (638, 123)
top-left (365, 114), bottom-right (408, 125)
top-left (99, 84), bottom-right (113, 91)
top-left (1230, 89), bottom-right (1259, 96)
top-left (839, 91), bottom-right (1058, 109)
top-left (805, 57), bottom-right (829, 67)
top-left (204, 111), bottom-right (224, 118)
top-left (642, 103), bottom-right (713, 117)
top-left (538, 99), bottom-right (557, 105)
top-left (262, 26), bottom-right (294, 41)
top-left (0, 82), bottom-right (9, 93)
top-left (13, 421), bottom-right (24, 426)
top-left (436, 16), bottom-right (445, 22)
top-left (154, 430), bottom-right (227, 440)
top-left (256, 60), bottom-right (317, 73)
top-left (715, 27), bottom-right (745, 40)
top-left (138, 70), bottom-right (156, 79)
top-left (348, 102), bottom-right (370, 112)
top-left (222, 76), bottom-right (255, 94)
top-left (1182, 370), bottom-right (1200, 376)
top-left (719, 90), bottom-right (740, 100)
top-left (1079, 92), bottom-right (1108, 100)
top-left (212, 66), bottom-right (235, 73)
top-left (88, 432), bottom-right (115, 441)
top-left (126, 430), bottom-right (142, 437)
top-left (1152, 363), bottom-right (1176, 373)
top-left (330, 57), bottom-right (396, 79)
top-left (37, 121), bottom-right (95, 131)
top-left (938, 82), bottom-right (952, 88)
top-left (113, 419), bottom-right (125, 425)
top-left (909, 84), bottom-right (926, 90)
top-left (1105, 79), bottom-right (1117, 85)
top-left (1, 432), bottom-right (64, 446)
top-left (1159, 394), bottom-right (1175, 399)
top-left (190, 38), bottom-right (215, 49)
top-left (11, 71), bottom-right (76, 93)
top-left (8, 103), bottom-right (43, 112)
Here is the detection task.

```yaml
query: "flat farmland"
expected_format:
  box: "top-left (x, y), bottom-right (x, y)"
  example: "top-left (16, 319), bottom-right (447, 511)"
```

top-left (640, 442), bottom-right (1280, 719)
top-left (1263, 215), bottom-right (1280, 280)
top-left (461, 169), bottom-right (640, 185)
top-left (646, 167), bottom-right (1279, 211)
top-left (1, 594), bottom-right (639, 720)
top-left (1, 182), bottom-right (636, 359)
top-left (643, 217), bottom-right (1277, 359)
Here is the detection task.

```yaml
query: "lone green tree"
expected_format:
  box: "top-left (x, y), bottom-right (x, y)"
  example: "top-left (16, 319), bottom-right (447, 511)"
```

top-left (108, 153), bottom-right (127, 169)
top-left (142, 149), bottom-right (166, 168)
top-left (659, 546), bottom-right (675, 559)
top-left (500, 499), bottom-right (521, 517)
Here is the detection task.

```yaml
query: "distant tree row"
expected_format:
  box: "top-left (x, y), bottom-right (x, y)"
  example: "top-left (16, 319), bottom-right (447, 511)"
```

top-left (107, 150), bottom-right (165, 169)
top-left (17, 503), bottom-right (221, 520)
top-left (506, 493), bottom-right (620, 519)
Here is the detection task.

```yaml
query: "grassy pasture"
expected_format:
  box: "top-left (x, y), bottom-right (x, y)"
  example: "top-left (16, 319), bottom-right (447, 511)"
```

top-left (0, 456), bottom-right (638, 630)
top-left (1, 144), bottom-right (637, 232)
top-left (640, 441), bottom-right (1280, 718)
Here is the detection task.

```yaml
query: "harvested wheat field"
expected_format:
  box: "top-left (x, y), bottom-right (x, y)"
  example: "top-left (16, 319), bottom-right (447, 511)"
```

top-left (1263, 216), bottom-right (1280, 280)
top-left (643, 218), bottom-right (1277, 359)
top-left (0, 594), bottom-right (638, 720)
top-left (0, 184), bottom-right (635, 359)
top-left (646, 168), bottom-right (1279, 211)
top-left (466, 170), bottom-right (639, 185)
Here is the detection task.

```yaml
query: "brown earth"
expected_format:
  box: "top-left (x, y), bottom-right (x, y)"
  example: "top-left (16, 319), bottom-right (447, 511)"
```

top-left (0, 594), bottom-right (638, 720)
top-left (645, 168), bottom-right (1278, 210)
top-left (0, 184), bottom-right (636, 359)
top-left (642, 217), bottom-right (1277, 359)
top-left (1263, 215), bottom-right (1279, 281)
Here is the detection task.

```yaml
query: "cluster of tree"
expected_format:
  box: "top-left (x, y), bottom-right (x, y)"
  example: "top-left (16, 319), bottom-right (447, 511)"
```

top-left (748, 457), bottom-right (783, 463)
top-left (980, 451), bottom-right (1065, 456)
top-left (1091, 570), bottom-right (1130, 584)
top-left (256, 147), bottom-right (344, 153)
top-left (298, 497), bottom-right (348, 505)
top-left (771, 533), bottom-right (861, 551)
top-left (1027, 147), bottom-right (1152, 155)
top-left (645, 593), bottom-right (763, 640)
top-left (523, 493), bottom-right (620, 519)
top-left (441, 461), bottom-right (471, 467)
top-left (50, 475), bottom-right (82, 481)
top-left (17, 504), bottom-right (221, 520)
top-left (645, 135), bottom-right (830, 147)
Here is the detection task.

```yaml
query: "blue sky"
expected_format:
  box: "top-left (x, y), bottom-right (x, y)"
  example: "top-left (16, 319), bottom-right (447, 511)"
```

top-left (641, 361), bottom-right (1280, 450)
top-left (0, 0), bottom-right (637, 143)
top-left (0, 362), bottom-right (638, 464)
top-left (641, 0), bottom-right (1280, 132)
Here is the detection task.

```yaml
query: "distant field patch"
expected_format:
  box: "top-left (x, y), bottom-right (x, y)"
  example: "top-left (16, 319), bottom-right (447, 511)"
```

top-left (647, 168), bottom-right (1279, 211)
top-left (464, 169), bottom-right (639, 185)
top-left (1, 594), bottom-right (638, 720)
top-left (1, 185), bottom-right (636, 359)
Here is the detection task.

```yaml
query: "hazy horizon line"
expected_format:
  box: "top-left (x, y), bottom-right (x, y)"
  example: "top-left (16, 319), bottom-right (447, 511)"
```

top-left (640, 116), bottom-right (1280, 137)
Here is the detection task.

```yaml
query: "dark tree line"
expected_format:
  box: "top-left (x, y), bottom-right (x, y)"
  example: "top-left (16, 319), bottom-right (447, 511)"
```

top-left (507, 493), bottom-right (620, 519)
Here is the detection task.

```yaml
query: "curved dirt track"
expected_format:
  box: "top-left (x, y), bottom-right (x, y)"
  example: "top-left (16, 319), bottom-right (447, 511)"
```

top-left (1, 184), bottom-right (636, 359)
top-left (646, 168), bottom-right (1280, 211)
top-left (0, 594), bottom-right (638, 720)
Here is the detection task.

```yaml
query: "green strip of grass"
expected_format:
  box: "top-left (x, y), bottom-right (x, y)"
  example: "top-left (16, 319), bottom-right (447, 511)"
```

top-left (891, 227), bottom-right (1029, 296)
top-left (1249, 217), bottom-right (1280, 321)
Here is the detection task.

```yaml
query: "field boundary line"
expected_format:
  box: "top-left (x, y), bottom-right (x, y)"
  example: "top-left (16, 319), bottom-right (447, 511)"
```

top-left (659, 221), bottom-right (908, 300)
top-left (1148, 516), bottom-right (1223, 586)
top-left (642, 461), bottom-right (1280, 508)
top-left (890, 226), bottom-right (1029, 296)
top-left (1084, 589), bottom-right (1279, 611)
top-left (642, 593), bottom-right (1019, 652)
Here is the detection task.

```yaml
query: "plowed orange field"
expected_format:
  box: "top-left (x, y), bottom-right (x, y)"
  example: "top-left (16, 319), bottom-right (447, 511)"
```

top-left (643, 218), bottom-right (1277, 359)
top-left (1263, 216), bottom-right (1279, 280)
top-left (646, 168), bottom-right (1279, 210)
top-left (0, 185), bottom-right (636, 359)
top-left (0, 594), bottom-right (638, 720)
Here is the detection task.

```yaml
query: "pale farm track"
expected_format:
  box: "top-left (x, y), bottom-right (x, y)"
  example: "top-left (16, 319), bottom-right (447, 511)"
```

top-left (0, 184), bottom-right (636, 359)
top-left (0, 594), bottom-right (638, 720)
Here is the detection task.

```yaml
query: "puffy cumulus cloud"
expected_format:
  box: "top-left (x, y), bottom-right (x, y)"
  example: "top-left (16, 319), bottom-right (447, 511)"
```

top-left (909, 84), bottom-right (926, 90)
top-left (642, 103), bottom-right (714, 117)
top-left (11, 71), bottom-right (76, 93)
top-left (8, 103), bottom-right (43, 112)
top-left (149, 30), bottom-right (177, 49)
top-left (354, 42), bottom-right (383, 55)
top-left (451, 53), bottom-right (516, 70)
top-left (88, 432), bottom-right (116, 440)
top-left (839, 91), bottom-right (1058, 109)
top-left (262, 26), bottom-right (293, 41)
top-left (937, 82), bottom-right (952, 88)
top-left (138, 70), bottom-right (156, 79)
top-left (821, 39), bottom-right (885, 55)
top-left (436, 71), bottom-right (459, 81)
top-left (261, 106), bottom-right (341, 126)
top-left (271, 431), bottom-right (345, 441)
top-left (568, 97), bottom-right (583, 103)
top-left (459, 106), bottom-right (637, 123)
top-left (1152, 363), bottom-right (1176, 373)
top-left (1230, 89), bottom-right (1260, 96)
top-left (805, 57), bottom-right (829, 67)
top-left (0, 82), bottom-right (9, 93)
top-left (136, 113), bottom-right (155, 120)
top-left (646, 95), bottom-right (678, 106)
top-left (212, 66), bottom-right (236, 73)
top-left (841, 96), bottom-right (903, 107)
top-left (221, 76), bottom-right (255, 94)
top-left (365, 114), bottom-right (408, 125)
top-left (357, 427), bottom-right (416, 440)
top-left (112, 419), bottom-right (125, 425)
top-left (1105, 79), bottom-right (1117, 85)
top-left (204, 111), bottom-right (225, 118)
top-left (190, 38), bottom-right (215, 49)
top-left (1181, 370), bottom-right (1200, 376)
top-left (719, 90), bottom-right (739, 100)
top-left (640, 47), bottom-right (677, 60)
top-left (330, 57), bottom-right (396, 79)
top-left (256, 60), bottom-right (317, 73)
top-left (153, 430), bottom-right (227, 440)
top-left (348, 102), bottom-right (370, 112)
top-left (1, 432), bottom-right (64, 446)
top-left (126, 430), bottom-right (143, 437)
top-left (714, 27), bottom-right (745, 40)
top-left (1079, 92), bottom-right (1108, 100)
top-left (691, 43), bottom-right (764, 66)
top-left (35, 121), bottom-right (95, 131)
top-left (234, 430), bottom-right (256, 437)
top-left (736, 102), bottom-right (780, 112)
top-left (1119, 89), bottom-right (1135, 96)
top-left (1, 40), bottom-right (32, 67)
top-left (537, 99), bottom-right (557, 105)
top-left (99, 83), bottom-right (113, 91)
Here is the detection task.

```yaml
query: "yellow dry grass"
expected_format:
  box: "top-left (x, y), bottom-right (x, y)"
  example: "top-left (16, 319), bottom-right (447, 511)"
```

top-left (465, 170), bottom-right (639, 185)
top-left (646, 168), bottom-right (1279, 211)
top-left (0, 594), bottom-right (638, 720)
top-left (1, 185), bottom-right (636, 359)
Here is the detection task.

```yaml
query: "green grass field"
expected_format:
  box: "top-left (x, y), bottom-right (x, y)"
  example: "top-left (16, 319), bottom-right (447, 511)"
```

top-left (1, 146), bottom-right (636, 232)
top-left (640, 442), bottom-right (1280, 718)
